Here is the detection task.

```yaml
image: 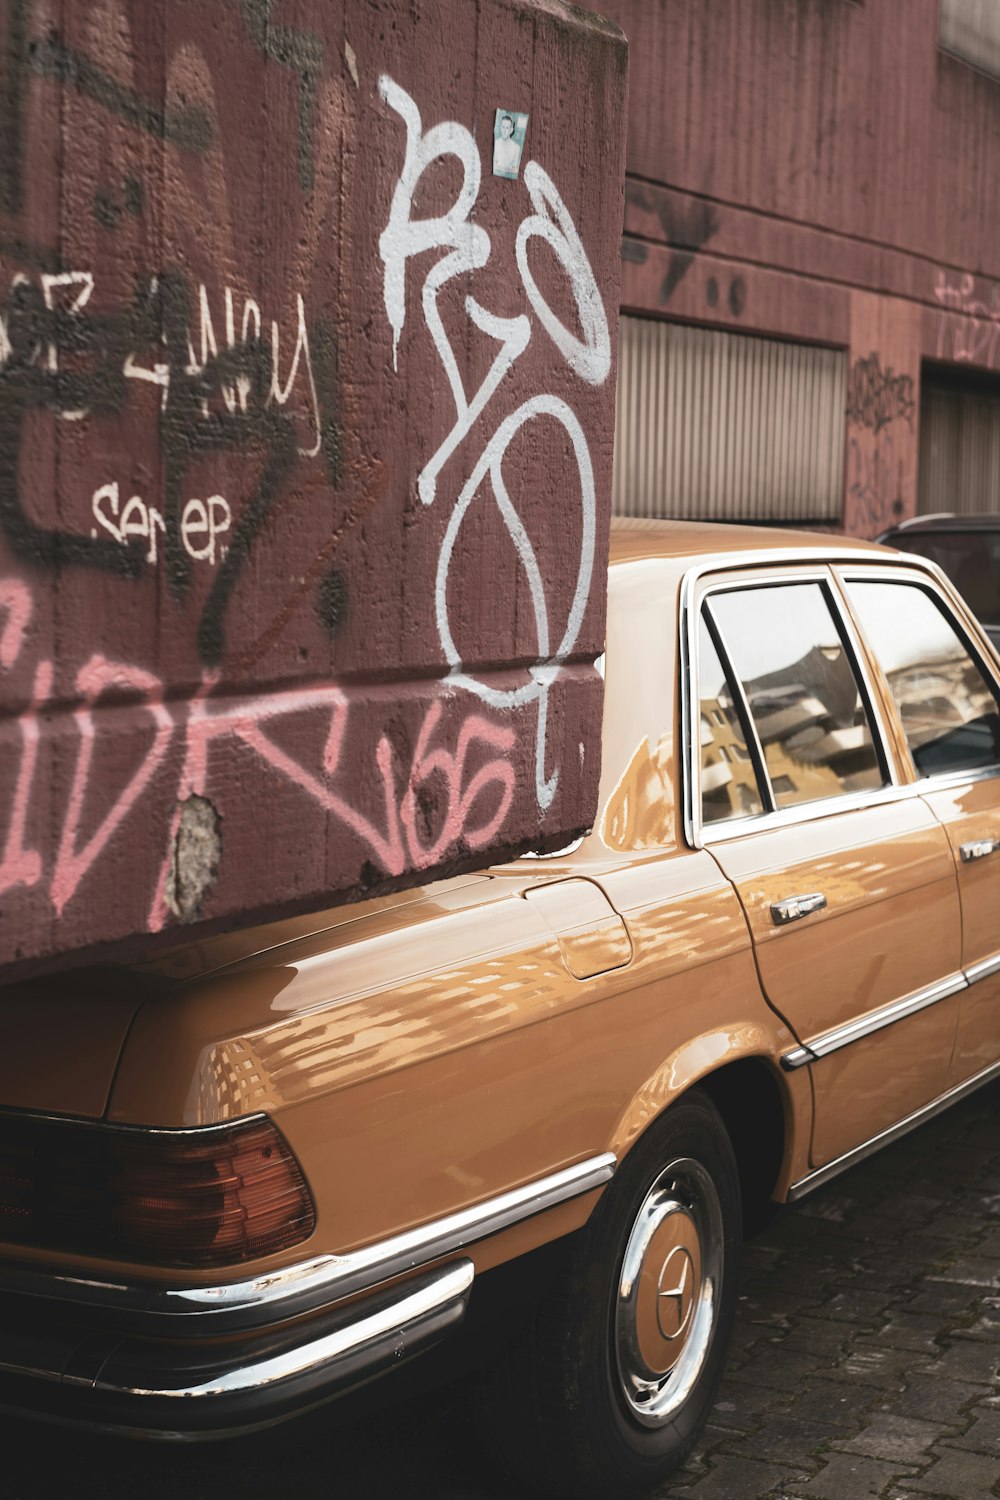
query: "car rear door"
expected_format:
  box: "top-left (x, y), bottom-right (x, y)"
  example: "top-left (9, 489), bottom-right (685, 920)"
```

top-left (688, 564), bottom-right (963, 1170)
top-left (840, 566), bottom-right (1000, 1089)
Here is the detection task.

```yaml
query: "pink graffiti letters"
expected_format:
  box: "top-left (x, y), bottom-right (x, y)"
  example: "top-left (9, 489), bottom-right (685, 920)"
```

top-left (934, 271), bottom-right (1000, 369)
top-left (50, 659), bottom-right (174, 917)
top-left (1, 581), bottom-right (517, 927)
top-left (0, 578), bottom-right (31, 669)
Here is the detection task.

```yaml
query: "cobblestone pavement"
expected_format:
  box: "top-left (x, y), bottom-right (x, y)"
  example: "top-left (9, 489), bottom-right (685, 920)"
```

top-left (3, 1082), bottom-right (1000, 1499)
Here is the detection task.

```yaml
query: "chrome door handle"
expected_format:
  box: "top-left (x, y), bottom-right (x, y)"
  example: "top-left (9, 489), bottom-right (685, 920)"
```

top-left (770, 892), bottom-right (827, 926)
top-left (960, 838), bottom-right (1000, 863)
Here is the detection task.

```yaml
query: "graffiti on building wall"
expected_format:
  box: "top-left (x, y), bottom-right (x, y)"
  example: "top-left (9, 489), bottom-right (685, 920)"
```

top-left (0, 13), bottom-right (615, 962)
top-left (0, 265), bottom-right (331, 665)
top-left (621, 184), bottom-right (747, 321)
top-left (0, 574), bottom-right (516, 923)
top-left (844, 351), bottom-right (912, 535)
top-left (934, 270), bottom-right (1000, 369)
top-left (846, 430), bottom-right (899, 534)
top-left (845, 352), bottom-right (915, 436)
top-left (378, 78), bottom-right (610, 811)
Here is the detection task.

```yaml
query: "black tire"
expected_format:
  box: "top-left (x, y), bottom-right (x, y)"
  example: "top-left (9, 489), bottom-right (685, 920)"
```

top-left (477, 1090), bottom-right (742, 1499)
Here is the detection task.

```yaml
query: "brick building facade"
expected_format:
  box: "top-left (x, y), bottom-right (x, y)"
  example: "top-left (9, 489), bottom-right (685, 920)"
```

top-left (599, 0), bottom-right (1000, 537)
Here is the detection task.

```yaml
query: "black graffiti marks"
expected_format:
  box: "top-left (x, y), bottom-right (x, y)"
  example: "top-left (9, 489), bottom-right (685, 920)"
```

top-left (0, 266), bottom-right (342, 664)
top-left (0, 273), bottom-right (145, 578)
top-left (316, 564), bottom-right (348, 635)
top-left (238, 0), bottom-right (325, 193)
top-left (624, 184), bottom-right (720, 303)
top-left (656, 202), bottom-right (719, 304)
top-left (1, 0), bottom-right (212, 220)
top-left (93, 176), bottom-right (145, 230)
top-left (308, 316), bottom-right (342, 490)
top-left (30, 33), bottom-right (213, 150)
top-left (0, 0), bottom-right (30, 216)
top-left (846, 352), bottom-right (915, 435)
top-left (847, 432), bottom-right (903, 531)
top-left (707, 274), bottom-right (746, 317)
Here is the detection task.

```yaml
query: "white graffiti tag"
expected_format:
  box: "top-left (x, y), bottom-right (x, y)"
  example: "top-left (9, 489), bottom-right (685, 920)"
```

top-left (378, 78), bottom-right (610, 810)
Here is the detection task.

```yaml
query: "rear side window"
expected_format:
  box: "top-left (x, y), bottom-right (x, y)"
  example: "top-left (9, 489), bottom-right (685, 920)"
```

top-left (698, 617), bottom-right (765, 825)
top-left (846, 580), bottom-right (1000, 778)
top-left (707, 582), bottom-right (886, 810)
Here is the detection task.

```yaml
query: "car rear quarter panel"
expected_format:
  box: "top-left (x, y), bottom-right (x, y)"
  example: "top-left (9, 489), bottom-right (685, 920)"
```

top-left (102, 847), bottom-right (795, 1274)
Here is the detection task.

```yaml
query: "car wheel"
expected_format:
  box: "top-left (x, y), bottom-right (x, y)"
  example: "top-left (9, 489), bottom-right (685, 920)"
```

top-left (478, 1089), bottom-right (741, 1499)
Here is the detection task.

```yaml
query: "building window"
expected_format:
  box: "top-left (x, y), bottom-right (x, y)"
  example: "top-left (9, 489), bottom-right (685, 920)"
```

top-left (940, 0), bottom-right (1000, 79)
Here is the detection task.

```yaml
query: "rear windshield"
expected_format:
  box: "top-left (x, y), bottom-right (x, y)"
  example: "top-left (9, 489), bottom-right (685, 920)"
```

top-left (892, 530), bottom-right (1000, 627)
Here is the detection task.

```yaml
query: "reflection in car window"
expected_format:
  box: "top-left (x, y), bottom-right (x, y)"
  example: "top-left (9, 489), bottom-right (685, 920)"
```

top-left (709, 583), bottom-right (885, 809)
top-left (847, 581), bottom-right (1000, 778)
top-left (698, 618), bottom-right (764, 824)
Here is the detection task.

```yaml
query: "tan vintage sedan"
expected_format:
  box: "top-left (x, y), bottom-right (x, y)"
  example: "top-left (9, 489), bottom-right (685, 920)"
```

top-left (2, 518), bottom-right (1000, 1498)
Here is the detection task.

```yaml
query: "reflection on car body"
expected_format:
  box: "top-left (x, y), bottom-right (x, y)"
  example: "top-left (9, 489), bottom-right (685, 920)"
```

top-left (2, 518), bottom-right (1000, 1499)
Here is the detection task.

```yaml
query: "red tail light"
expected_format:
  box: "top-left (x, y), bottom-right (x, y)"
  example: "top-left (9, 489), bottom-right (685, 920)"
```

top-left (0, 1114), bottom-right (315, 1269)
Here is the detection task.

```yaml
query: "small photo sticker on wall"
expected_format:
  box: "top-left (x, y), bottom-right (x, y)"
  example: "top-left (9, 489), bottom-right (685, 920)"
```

top-left (493, 110), bottom-right (528, 179)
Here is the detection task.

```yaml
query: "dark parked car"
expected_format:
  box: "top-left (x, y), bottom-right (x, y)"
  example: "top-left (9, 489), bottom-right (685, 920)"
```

top-left (878, 514), bottom-right (1000, 651)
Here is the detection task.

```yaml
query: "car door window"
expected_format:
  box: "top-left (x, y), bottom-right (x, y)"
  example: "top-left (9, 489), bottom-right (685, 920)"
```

top-left (846, 580), bottom-right (1000, 779)
top-left (698, 616), bottom-right (765, 825)
top-left (707, 582), bottom-right (886, 810)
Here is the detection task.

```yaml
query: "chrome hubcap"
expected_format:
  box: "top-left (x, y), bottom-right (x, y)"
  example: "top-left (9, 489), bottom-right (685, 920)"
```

top-left (614, 1157), bottom-right (723, 1426)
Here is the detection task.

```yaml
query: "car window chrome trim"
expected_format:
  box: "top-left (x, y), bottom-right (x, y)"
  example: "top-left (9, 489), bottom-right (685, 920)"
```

top-left (679, 551), bottom-right (899, 850)
top-left (834, 561), bottom-right (1000, 790)
top-left (701, 599), bottom-right (774, 817)
top-left (699, 778), bottom-right (923, 847)
top-left (2, 1153), bottom-right (616, 1330)
top-left (780, 970), bottom-right (968, 1070)
top-left (700, 568), bottom-right (898, 800)
top-left (788, 1058), bottom-right (1000, 1200)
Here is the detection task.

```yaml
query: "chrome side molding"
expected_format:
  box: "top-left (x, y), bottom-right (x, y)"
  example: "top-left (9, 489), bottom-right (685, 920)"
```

top-left (780, 971), bottom-right (967, 1070)
top-left (966, 952), bottom-right (1000, 985)
top-left (788, 1058), bottom-right (1000, 1200)
top-left (781, 952), bottom-right (1000, 1072)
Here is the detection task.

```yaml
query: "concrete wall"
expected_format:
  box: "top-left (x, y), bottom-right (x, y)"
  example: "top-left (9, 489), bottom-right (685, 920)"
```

top-left (600, 0), bottom-right (1000, 536)
top-left (0, 0), bottom-right (627, 974)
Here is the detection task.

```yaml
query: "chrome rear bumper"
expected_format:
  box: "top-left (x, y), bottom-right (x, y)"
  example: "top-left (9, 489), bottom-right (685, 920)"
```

top-left (0, 1258), bottom-right (473, 1438)
top-left (0, 1152), bottom-right (615, 1436)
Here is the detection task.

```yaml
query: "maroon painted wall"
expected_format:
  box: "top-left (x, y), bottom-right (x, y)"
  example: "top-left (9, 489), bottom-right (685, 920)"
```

top-left (600, 0), bottom-right (1000, 536)
top-left (0, 0), bottom-right (627, 974)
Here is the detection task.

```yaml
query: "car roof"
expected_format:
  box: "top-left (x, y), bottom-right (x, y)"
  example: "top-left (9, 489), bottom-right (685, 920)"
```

top-left (608, 515), bottom-right (891, 565)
